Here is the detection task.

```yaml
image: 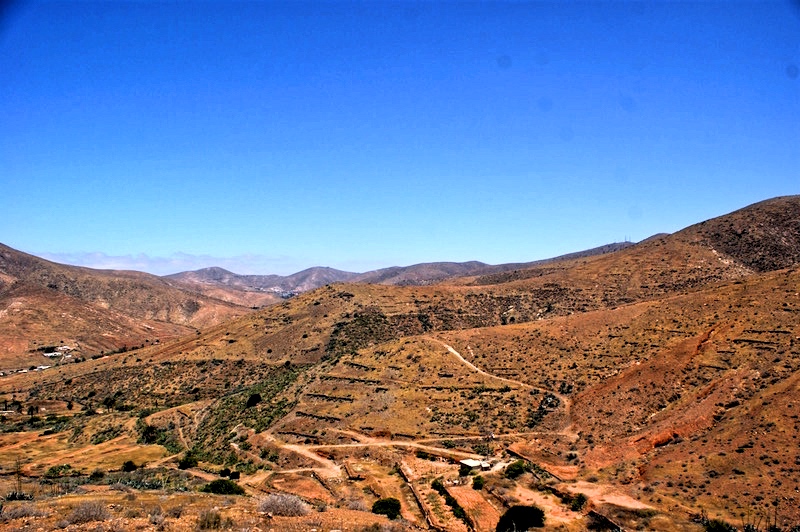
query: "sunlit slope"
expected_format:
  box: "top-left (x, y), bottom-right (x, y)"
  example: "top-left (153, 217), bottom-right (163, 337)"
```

top-left (0, 244), bottom-right (252, 369)
top-left (1, 196), bottom-right (799, 526)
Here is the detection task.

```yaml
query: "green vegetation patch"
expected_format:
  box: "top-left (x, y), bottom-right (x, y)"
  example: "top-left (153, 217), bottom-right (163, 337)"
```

top-left (137, 420), bottom-right (184, 454)
top-left (372, 497), bottom-right (401, 520)
top-left (200, 478), bottom-right (246, 495)
top-left (431, 478), bottom-right (471, 527)
top-left (327, 308), bottom-right (396, 359)
top-left (504, 459), bottom-right (532, 479)
top-left (192, 364), bottom-right (302, 463)
top-left (497, 505), bottom-right (545, 531)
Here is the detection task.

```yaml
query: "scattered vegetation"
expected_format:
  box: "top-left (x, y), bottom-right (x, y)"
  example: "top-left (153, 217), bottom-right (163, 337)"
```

top-left (431, 478), bottom-right (470, 526)
top-left (2, 198), bottom-right (800, 530)
top-left (197, 508), bottom-right (234, 529)
top-left (137, 420), bottom-right (184, 453)
top-left (178, 450), bottom-right (199, 469)
top-left (559, 492), bottom-right (588, 512)
top-left (192, 365), bottom-right (300, 462)
top-left (44, 464), bottom-right (75, 478)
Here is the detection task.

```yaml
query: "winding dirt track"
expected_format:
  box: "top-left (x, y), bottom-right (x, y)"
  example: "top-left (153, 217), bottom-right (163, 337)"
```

top-left (437, 340), bottom-right (534, 390)
top-left (163, 334), bottom-right (580, 490)
top-left (254, 336), bottom-right (578, 481)
top-left (429, 338), bottom-right (573, 424)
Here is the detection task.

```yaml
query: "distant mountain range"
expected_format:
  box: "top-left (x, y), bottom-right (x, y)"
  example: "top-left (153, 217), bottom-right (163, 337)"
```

top-left (164, 266), bottom-right (359, 295)
top-left (166, 241), bottom-right (637, 294)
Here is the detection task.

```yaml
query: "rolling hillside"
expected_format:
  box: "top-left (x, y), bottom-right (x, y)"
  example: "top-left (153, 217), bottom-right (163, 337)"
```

top-left (0, 195), bottom-right (798, 531)
top-left (0, 245), bottom-right (251, 369)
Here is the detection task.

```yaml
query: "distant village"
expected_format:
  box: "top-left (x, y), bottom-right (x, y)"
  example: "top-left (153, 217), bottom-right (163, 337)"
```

top-left (0, 344), bottom-right (75, 377)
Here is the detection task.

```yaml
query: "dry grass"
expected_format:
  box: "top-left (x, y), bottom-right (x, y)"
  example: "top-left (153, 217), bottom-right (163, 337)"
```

top-left (64, 500), bottom-right (110, 525)
top-left (0, 503), bottom-right (47, 521)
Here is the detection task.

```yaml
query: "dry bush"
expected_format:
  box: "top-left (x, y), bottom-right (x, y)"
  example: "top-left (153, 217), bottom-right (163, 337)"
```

top-left (66, 500), bottom-right (110, 524)
top-left (124, 508), bottom-right (142, 518)
top-left (148, 505), bottom-right (165, 526)
top-left (197, 509), bottom-right (222, 530)
top-left (257, 493), bottom-right (310, 517)
top-left (107, 519), bottom-right (129, 532)
top-left (0, 503), bottom-right (47, 521)
top-left (196, 508), bottom-right (234, 530)
top-left (359, 523), bottom-right (408, 532)
top-left (348, 499), bottom-right (370, 511)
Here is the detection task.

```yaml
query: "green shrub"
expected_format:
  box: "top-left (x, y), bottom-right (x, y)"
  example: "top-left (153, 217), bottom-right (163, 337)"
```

top-left (178, 452), bottom-right (198, 470)
top-left (44, 464), bottom-right (72, 478)
top-left (415, 450), bottom-right (434, 461)
top-left (371, 497), bottom-right (401, 520)
top-left (473, 442), bottom-right (491, 456)
top-left (121, 460), bottom-right (138, 472)
top-left (570, 493), bottom-right (587, 512)
top-left (504, 460), bottom-right (530, 479)
top-left (703, 519), bottom-right (737, 532)
top-left (496, 505), bottom-right (545, 531)
top-left (200, 479), bottom-right (245, 495)
top-left (472, 475), bottom-right (485, 490)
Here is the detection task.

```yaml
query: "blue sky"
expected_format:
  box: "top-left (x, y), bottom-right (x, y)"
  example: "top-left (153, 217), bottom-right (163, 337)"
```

top-left (2, 1), bottom-right (798, 275)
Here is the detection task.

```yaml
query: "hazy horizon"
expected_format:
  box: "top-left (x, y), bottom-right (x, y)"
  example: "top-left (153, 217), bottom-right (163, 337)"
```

top-left (29, 236), bottom-right (638, 277)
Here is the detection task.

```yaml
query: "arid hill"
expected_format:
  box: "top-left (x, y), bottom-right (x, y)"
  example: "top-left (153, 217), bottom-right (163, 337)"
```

top-left (678, 195), bottom-right (800, 272)
top-left (349, 242), bottom-right (635, 286)
top-left (166, 242), bottom-right (635, 293)
top-left (0, 196), bottom-right (798, 531)
top-left (166, 265), bottom-right (359, 294)
top-left (0, 245), bottom-right (250, 369)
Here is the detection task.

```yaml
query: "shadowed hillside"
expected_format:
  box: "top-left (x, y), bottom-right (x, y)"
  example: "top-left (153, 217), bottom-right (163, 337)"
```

top-left (678, 195), bottom-right (800, 272)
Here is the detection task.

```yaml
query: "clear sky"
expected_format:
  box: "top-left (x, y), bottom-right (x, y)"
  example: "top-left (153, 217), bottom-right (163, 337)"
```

top-left (2, 1), bottom-right (798, 276)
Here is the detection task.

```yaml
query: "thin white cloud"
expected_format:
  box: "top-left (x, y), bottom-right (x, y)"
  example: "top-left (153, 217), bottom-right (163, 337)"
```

top-left (37, 251), bottom-right (307, 276)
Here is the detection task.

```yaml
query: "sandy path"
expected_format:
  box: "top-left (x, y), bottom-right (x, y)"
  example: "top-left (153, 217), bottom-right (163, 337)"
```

top-left (431, 338), bottom-right (574, 426)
